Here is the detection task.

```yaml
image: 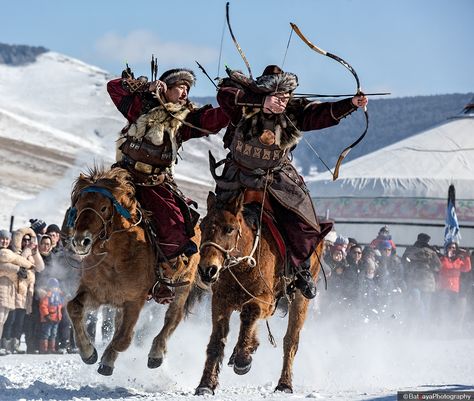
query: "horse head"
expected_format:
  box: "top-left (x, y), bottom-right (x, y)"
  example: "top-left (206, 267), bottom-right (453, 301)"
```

top-left (69, 167), bottom-right (136, 256)
top-left (198, 191), bottom-right (246, 284)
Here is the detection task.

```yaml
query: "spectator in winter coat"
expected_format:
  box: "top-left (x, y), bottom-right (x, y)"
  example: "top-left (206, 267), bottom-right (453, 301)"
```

top-left (438, 241), bottom-right (471, 325)
top-left (402, 233), bottom-right (441, 325)
top-left (343, 244), bottom-right (363, 303)
top-left (370, 226), bottom-right (397, 254)
top-left (359, 257), bottom-right (379, 321)
top-left (38, 277), bottom-right (64, 354)
top-left (1, 228), bottom-right (44, 354)
top-left (45, 224), bottom-right (63, 254)
top-left (1, 229), bottom-right (35, 355)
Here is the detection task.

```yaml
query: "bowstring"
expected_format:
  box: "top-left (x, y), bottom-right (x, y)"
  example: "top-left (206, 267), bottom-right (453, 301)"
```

top-left (216, 11), bottom-right (226, 80)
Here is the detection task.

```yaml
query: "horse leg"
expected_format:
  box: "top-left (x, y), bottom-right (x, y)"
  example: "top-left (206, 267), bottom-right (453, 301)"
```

top-left (148, 284), bottom-right (191, 368)
top-left (67, 289), bottom-right (98, 365)
top-left (232, 301), bottom-right (264, 375)
top-left (98, 300), bottom-right (144, 376)
top-left (275, 294), bottom-right (310, 393)
top-left (227, 330), bottom-right (260, 366)
top-left (195, 304), bottom-right (233, 396)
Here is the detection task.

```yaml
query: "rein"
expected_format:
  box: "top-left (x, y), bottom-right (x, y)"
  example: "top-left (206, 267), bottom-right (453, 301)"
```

top-left (200, 218), bottom-right (277, 308)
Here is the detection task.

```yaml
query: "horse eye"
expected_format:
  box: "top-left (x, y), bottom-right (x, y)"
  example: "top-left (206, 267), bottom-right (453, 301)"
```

top-left (101, 206), bottom-right (107, 213)
top-left (224, 225), bottom-right (234, 235)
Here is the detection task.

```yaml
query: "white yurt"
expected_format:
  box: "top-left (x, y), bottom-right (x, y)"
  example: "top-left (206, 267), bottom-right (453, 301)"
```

top-left (307, 97), bottom-right (474, 249)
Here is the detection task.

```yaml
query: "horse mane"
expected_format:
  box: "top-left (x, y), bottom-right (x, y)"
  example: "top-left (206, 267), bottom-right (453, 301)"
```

top-left (71, 165), bottom-right (136, 210)
top-left (214, 195), bottom-right (260, 230)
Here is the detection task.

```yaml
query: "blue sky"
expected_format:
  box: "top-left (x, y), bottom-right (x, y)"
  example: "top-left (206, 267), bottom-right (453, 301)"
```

top-left (2, 0), bottom-right (473, 97)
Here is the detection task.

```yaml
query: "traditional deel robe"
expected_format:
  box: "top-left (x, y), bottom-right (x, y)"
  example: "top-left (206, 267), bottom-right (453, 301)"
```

top-left (107, 78), bottom-right (229, 258)
top-left (214, 84), bottom-right (357, 266)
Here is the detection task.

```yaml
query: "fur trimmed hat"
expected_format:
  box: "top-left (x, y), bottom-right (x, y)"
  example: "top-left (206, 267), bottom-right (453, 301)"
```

top-left (159, 68), bottom-right (196, 89)
top-left (254, 65), bottom-right (298, 94)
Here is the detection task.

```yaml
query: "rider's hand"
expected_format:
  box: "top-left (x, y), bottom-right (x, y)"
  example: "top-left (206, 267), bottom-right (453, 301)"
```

top-left (352, 94), bottom-right (368, 108)
top-left (149, 80), bottom-right (167, 94)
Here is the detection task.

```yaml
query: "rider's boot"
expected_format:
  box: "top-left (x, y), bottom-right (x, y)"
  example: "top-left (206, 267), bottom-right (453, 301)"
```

top-left (293, 258), bottom-right (316, 299)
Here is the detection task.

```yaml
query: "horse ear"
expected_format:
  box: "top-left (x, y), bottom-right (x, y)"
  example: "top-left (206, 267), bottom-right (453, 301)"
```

top-left (207, 192), bottom-right (217, 212)
top-left (227, 192), bottom-right (244, 215)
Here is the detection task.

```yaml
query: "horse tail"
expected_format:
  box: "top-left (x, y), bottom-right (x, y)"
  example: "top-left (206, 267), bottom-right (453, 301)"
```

top-left (184, 282), bottom-right (209, 318)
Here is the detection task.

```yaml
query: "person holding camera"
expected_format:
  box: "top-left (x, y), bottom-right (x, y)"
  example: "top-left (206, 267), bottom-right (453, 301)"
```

top-left (438, 240), bottom-right (471, 326)
top-left (0, 228), bottom-right (44, 354)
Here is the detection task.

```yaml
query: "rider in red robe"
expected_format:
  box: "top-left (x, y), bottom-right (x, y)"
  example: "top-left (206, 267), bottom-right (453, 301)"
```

top-left (107, 68), bottom-right (229, 300)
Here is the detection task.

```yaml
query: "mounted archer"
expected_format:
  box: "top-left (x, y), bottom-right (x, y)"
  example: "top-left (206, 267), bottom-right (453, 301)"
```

top-left (107, 64), bottom-right (229, 302)
top-left (212, 64), bottom-right (367, 299)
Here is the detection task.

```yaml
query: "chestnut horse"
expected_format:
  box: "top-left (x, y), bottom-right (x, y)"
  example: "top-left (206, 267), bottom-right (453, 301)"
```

top-left (195, 192), bottom-right (323, 395)
top-left (66, 166), bottom-right (201, 376)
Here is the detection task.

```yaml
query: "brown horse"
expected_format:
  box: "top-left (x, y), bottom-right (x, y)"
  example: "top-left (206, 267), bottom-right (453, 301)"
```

top-left (195, 191), bottom-right (323, 395)
top-left (66, 166), bottom-right (201, 376)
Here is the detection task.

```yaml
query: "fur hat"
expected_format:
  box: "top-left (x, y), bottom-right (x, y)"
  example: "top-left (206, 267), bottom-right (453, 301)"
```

top-left (46, 224), bottom-right (61, 234)
top-left (30, 218), bottom-right (47, 234)
top-left (254, 65), bottom-right (298, 94)
top-left (0, 229), bottom-right (11, 239)
top-left (159, 68), bottom-right (195, 89)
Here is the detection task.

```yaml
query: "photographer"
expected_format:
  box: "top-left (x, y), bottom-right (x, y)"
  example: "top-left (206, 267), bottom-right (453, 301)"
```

top-left (438, 241), bottom-right (471, 325)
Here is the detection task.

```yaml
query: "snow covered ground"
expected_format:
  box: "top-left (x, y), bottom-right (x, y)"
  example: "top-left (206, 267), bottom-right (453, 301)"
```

top-left (1, 303), bottom-right (474, 401)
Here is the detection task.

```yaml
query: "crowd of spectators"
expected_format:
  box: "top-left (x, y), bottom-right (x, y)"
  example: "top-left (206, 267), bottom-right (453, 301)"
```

top-left (317, 226), bottom-right (473, 333)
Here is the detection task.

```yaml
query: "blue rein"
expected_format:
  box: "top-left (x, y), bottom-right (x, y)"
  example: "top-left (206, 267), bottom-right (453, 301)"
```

top-left (67, 186), bottom-right (132, 228)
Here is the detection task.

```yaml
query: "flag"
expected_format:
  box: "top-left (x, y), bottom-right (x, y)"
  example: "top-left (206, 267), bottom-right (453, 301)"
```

top-left (444, 184), bottom-right (461, 246)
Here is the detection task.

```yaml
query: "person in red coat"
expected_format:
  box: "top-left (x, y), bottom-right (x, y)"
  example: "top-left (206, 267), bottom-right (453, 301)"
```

top-left (107, 68), bottom-right (229, 302)
top-left (438, 241), bottom-right (471, 325)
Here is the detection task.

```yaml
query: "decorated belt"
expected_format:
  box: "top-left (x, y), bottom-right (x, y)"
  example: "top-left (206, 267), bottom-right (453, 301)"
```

top-left (122, 155), bottom-right (167, 175)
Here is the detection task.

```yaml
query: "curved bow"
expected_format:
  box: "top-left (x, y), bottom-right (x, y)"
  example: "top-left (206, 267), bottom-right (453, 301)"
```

top-left (290, 22), bottom-right (369, 181)
top-left (226, 2), bottom-right (253, 79)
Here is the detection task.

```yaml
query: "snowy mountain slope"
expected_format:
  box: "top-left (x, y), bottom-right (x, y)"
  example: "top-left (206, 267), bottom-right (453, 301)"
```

top-left (0, 51), bottom-right (226, 229)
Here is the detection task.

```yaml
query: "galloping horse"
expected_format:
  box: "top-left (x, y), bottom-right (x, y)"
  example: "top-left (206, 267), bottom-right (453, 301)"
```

top-left (66, 166), bottom-right (201, 375)
top-left (195, 191), bottom-right (323, 395)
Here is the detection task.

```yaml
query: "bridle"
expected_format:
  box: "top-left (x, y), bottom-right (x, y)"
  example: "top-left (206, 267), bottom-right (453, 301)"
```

top-left (199, 222), bottom-right (259, 270)
top-left (65, 185), bottom-right (142, 270)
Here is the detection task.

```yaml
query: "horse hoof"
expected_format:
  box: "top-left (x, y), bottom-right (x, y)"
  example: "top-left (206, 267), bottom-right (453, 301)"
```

top-left (98, 363), bottom-right (114, 376)
top-left (233, 359), bottom-right (252, 375)
top-left (195, 386), bottom-right (214, 396)
top-left (147, 357), bottom-right (163, 369)
top-left (81, 348), bottom-right (98, 365)
top-left (227, 353), bottom-right (235, 367)
top-left (275, 383), bottom-right (293, 393)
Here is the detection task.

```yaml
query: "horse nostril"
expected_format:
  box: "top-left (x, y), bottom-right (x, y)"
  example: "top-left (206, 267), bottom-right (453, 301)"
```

top-left (82, 237), bottom-right (92, 248)
top-left (198, 264), bottom-right (219, 283)
top-left (208, 266), bottom-right (219, 280)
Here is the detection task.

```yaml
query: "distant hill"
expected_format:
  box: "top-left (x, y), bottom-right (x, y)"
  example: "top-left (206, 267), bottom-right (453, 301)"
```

top-left (194, 93), bottom-right (474, 174)
top-left (0, 43), bottom-right (48, 65)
